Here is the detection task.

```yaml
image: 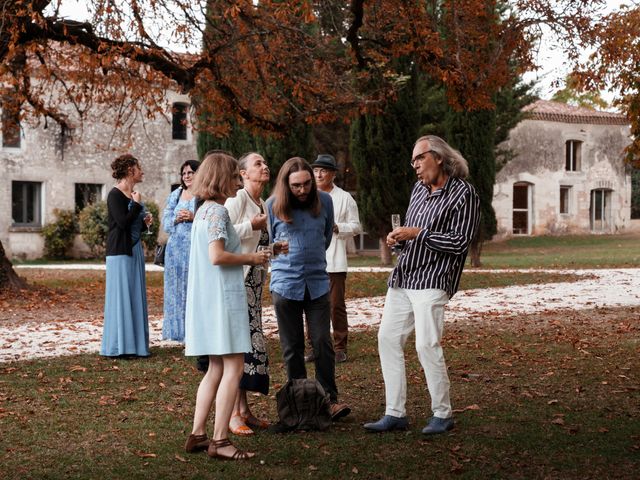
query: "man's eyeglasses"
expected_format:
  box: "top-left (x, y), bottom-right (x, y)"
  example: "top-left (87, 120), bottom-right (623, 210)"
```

top-left (410, 150), bottom-right (436, 166)
top-left (289, 179), bottom-right (312, 191)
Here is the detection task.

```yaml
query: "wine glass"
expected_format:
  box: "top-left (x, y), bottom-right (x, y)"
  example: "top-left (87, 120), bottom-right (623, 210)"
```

top-left (274, 231), bottom-right (289, 255)
top-left (142, 209), bottom-right (153, 235)
top-left (390, 214), bottom-right (402, 254)
top-left (256, 245), bottom-right (271, 271)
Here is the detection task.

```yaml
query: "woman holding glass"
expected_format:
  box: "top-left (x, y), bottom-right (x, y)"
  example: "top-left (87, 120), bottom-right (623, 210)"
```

top-left (102, 154), bottom-right (153, 357)
top-left (224, 152), bottom-right (272, 436)
top-left (184, 152), bottom-right (270, 460)
top-left (161, 159), bottom-right (200, 342)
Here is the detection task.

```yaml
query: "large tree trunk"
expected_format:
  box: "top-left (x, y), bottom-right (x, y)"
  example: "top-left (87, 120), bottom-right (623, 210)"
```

top-left (0, 240), bottom-right (26, 290)
top-left (469, 236), bottom-right (483, 268)
top-left (379, 237), bottom-right (392, 266)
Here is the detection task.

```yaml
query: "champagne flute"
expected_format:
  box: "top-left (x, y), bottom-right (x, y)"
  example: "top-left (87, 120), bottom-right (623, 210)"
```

top-left (256, 245), bottom-right (271, 271)
top-left (391, 214), bottom-right (401, 230)
top-left (390, 214), bottom-right (402, 254)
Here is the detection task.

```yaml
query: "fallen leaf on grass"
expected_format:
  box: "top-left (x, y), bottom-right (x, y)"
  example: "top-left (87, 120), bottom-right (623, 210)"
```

top-left (69, 365), bottom-right (87, 372)
top-left (551, 418), bottom-right (565, 425)
top-left (175, 454), bottom-right (187, 463)
top-left (134, 451), bottom-right (156, 458)
top-left (352, 467), bottom-right (359, 474)
top-left (452, 404), bottom-right (481, 413)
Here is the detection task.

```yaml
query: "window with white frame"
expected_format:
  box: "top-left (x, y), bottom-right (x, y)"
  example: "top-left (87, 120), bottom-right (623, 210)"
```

top-left (172, 102), bottom-right (188, 140)
top-left (75, 183), bottom-right (103, 212)
top-left (12, 181), bottom-right (42, 226)
top-left (559, 186), bottom-right (571, 214)
top-left (2, 105), bottom-right (21, 148)
top-left (565, 140), bottom-right (581, 171)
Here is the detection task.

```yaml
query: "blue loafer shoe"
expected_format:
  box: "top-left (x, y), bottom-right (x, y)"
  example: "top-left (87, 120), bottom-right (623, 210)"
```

top-left (363, 415), bottom-right (409, 432)
top-left (421, 416), bottom-right (454, 435)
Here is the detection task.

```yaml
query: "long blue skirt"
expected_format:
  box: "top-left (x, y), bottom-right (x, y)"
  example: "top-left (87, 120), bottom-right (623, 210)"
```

top-left (101, 241), bottom-right (150, 357)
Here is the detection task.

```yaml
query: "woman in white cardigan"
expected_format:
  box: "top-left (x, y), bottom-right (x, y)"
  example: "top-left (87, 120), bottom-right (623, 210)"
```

top-left (225, 152), bottom-right (272, 435)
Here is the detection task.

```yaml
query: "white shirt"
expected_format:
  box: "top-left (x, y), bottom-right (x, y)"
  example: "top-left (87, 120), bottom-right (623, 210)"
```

top-left (326, 185), bottom-right (361, 273)
top-left (225, 189), bottom-right (268, 279)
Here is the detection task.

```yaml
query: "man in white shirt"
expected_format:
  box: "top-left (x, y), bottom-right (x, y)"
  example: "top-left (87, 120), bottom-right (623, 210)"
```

top-left (309, 154), bottom-right (362, 363)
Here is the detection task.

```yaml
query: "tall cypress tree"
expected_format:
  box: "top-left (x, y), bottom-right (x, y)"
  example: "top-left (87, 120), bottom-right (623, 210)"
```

top-left (350, 67), bottom-right (421, 264)
top-left (445, 108), bottom-right (497, 266)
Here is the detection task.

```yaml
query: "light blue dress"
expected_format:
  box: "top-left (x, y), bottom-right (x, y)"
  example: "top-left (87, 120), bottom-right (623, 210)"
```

top-left (161, 188), bottom-right (196, 342)
top-left (101, 201), bottom-right (150, 357)
top-left (184, 201), bottom-right (251, 356)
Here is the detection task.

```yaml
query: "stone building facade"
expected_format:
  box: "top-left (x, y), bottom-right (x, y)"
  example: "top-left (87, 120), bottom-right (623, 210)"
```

top-left (493, 100), bottom-right (631, 237)
top-left (1, 91), bottom-right (197, 259)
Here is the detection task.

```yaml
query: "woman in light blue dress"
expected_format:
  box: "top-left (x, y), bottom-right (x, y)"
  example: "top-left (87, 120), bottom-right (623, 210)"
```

top-left (183, 152), bottom-right (270, 461)
top-left (161, 159), bottom-right (200, 342)
top-left (102, 154), bottom-right (153, 357)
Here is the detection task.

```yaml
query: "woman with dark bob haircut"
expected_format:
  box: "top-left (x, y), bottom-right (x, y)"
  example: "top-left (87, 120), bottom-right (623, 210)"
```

top-left (183, 152), bottom-right (270, 460)
top-left (161, 159), bottom-right (200, 342)
top-left (101, 153), bottom-right (153, 357)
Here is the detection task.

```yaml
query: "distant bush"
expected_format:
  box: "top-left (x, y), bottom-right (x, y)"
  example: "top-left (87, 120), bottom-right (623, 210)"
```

top-left (41, 209), bottom-right (78, 259)
top-left (78, 200), bottom-right (160, 258)
top-left (79, 201), bottom-right (109, 257)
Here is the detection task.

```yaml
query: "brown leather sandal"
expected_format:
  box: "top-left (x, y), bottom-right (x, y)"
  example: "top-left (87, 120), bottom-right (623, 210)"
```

top-left (185, 433), bottom-right (209, 453)
top-left (207, 438), bottom-right (255, 460)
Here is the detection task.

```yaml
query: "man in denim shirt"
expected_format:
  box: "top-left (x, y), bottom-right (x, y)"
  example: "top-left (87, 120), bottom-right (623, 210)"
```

top-left (267, 157), bottom-right (351, 421)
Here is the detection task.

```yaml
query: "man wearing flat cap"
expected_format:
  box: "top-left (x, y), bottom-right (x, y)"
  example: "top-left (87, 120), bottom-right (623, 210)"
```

top-left (307, 154), bottom-right (361, 363)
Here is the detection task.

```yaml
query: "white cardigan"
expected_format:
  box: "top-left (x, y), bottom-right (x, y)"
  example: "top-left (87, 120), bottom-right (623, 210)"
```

top-left (326, 185), bottom-right (361, 272)
top-left (225, 189), bottom-right (269, 279)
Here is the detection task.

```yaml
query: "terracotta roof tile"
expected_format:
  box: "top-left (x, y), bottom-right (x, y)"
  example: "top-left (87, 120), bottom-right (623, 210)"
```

top-left (523, 99), bottom-right (627, 125)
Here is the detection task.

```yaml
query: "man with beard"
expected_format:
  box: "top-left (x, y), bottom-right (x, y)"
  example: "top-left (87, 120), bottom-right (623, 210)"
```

top-left (266, 157), bottom-right (351, 421)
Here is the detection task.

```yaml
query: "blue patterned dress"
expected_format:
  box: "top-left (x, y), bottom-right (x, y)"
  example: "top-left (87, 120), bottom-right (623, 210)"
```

top-left (161, 187), bottom-right (196, 342)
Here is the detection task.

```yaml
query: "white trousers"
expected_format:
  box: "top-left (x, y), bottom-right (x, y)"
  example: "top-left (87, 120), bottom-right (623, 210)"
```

top-left (378, 287), bottom-right (451, 419)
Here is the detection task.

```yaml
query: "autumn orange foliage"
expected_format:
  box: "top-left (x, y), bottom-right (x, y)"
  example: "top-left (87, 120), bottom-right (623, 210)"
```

top-left (0, 0), bottom-right (614, 138)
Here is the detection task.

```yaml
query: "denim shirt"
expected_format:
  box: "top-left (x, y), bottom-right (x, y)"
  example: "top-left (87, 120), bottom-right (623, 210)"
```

top-left (267, 191), bottom-right (334, 301)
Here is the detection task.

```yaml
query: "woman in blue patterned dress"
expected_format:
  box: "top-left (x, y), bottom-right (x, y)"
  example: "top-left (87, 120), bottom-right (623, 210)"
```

top-left (102, 154), bottom-right (153, 357)
top-left (161, 159), bottom-right (200, 342)
top-left (183, 152), bottom-right (270, 461)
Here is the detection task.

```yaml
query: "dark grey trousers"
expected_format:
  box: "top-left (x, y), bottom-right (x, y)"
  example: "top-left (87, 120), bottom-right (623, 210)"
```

top-left (272, 289), bottom-right (338, 402)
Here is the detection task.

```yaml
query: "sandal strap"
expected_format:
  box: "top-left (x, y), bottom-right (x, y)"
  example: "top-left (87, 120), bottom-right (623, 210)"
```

top-left (232, 449), bottom-right (252, 460)
top-left (212, 438), bottom-right (232, 448)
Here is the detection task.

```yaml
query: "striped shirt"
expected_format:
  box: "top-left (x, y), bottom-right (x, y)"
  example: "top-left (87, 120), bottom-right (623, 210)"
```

top-left (388, 176), bottom-right (480, 297)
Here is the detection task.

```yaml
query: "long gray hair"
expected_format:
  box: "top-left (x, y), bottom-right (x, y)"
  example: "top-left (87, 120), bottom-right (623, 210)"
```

top-left (414, 135), bottom-right (469, 179)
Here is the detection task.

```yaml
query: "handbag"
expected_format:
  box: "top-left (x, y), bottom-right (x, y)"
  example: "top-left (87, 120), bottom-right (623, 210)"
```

top-left (154, 244), bottom-right (166, 267)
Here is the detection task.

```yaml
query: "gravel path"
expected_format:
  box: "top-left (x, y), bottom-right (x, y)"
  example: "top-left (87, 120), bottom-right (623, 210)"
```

top-left (1, 266), bottom-right (639, 363)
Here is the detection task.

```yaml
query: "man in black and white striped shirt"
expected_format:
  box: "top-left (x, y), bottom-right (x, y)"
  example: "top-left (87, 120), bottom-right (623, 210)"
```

top-left (364, 135), bottom-right (480, 435)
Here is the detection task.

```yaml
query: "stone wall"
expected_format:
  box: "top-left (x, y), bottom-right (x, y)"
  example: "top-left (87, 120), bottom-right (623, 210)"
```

top-left (1, 90), bottom-right (198, 260)
top-left (493, 118), bottom-right (631, 238)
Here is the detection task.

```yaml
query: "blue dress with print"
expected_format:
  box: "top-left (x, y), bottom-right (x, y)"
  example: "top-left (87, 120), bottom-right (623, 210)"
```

top-left (161, 187), bottom-right (196, 342)
top-left (184, 201), bottom-right (251, 356)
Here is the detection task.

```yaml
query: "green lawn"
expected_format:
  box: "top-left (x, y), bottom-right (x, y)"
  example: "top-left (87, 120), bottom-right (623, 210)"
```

top-left (349, 232), bottom-right (640, 269)
top-left (1, 306), bottom-right (638, 479)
